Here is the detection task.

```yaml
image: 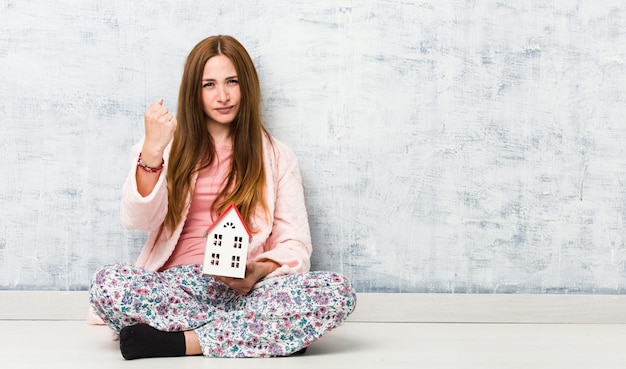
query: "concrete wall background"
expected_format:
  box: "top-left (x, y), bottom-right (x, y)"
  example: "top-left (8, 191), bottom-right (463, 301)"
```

top-left (1, 0), bottom-right (625, 293)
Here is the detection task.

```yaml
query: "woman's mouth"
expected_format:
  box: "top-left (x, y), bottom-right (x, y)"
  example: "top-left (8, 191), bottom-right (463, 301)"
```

top-left (215, 106), bottom-right (234, 114)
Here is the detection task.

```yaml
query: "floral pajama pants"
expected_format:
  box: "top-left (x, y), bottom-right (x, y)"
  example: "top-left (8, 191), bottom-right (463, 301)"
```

top-left (89, 264), bottom-right (356, 357)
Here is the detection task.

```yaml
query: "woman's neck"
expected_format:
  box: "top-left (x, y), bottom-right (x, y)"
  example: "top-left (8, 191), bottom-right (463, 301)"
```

top-left (208, 122), bottom-right (232, 146)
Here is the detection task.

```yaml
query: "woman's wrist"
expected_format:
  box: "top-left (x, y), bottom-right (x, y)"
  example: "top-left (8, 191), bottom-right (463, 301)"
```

top-left (137, 152), bottom-right (164, 173)
top-left (257, 259), bottom-right (280, 279)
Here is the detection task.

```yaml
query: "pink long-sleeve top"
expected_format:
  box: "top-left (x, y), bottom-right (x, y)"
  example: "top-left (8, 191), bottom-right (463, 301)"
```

top-left (123, 135), bottom-right (312, 275)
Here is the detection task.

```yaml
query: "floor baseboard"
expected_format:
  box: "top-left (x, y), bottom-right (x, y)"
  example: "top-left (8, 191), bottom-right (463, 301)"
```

top-left (2, 291), bottom-right (626, 323)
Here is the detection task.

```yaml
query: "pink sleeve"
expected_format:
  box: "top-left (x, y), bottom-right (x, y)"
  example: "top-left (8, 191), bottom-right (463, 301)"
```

top-left (86, 307), bottom-right (105, 325)
top-left (120, 140), bottom-right (169, 232)
top-left (254, 141), bottom-right (312, 276)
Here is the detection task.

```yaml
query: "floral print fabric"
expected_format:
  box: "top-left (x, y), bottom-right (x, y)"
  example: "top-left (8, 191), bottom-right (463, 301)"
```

top-left (89, 264), bottom-right (356, 357)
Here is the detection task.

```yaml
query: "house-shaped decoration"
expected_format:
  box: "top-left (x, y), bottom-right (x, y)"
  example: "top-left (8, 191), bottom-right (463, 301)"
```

top-left (202, 203), bottom-right (251, 278)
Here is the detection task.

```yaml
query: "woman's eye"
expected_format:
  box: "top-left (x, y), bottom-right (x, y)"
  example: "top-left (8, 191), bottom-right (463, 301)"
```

top-left (203, 82), bottom-right (214, 88)
top-left (227, 79), bottom-right (238, 85)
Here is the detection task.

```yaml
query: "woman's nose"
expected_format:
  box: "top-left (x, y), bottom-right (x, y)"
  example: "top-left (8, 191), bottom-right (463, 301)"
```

top-left (217, 85), bottom-right (229, 102)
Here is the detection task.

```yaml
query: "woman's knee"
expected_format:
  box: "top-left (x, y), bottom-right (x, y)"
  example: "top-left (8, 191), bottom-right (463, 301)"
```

top-left (329, 273), bottom-right (357, 317)
top-left (306, 271), bottom-right (357, 319)
top-left (89, 264), bottom-right (126, 299)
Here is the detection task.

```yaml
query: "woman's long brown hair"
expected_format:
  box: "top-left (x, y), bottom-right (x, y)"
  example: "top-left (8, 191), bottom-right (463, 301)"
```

top-left (163, 35), bottom-right (269, 234)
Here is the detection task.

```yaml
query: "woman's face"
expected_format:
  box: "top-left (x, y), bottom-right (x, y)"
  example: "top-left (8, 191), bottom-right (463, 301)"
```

top-left (201, 55), bottom-right (241, 127)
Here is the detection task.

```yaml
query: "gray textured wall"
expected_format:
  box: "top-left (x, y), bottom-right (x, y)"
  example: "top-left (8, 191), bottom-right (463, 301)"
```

top-left (1, 1), bottom-right (626, 293)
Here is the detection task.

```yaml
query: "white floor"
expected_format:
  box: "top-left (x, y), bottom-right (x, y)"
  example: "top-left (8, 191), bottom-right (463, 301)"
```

top-left (4, 320), bottom-right (626, 369)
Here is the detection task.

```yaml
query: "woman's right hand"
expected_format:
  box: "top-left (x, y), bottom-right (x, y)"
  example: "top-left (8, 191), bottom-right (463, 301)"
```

top-left (141, 99), bottom-right (177, 166)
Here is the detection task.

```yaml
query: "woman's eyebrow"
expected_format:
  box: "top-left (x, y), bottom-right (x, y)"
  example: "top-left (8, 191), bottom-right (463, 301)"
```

top-left (202, 75), bottom-right (238, 81)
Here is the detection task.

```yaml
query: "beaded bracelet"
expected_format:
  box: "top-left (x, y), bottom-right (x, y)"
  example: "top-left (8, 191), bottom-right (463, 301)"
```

top-left (137, 152), bottom-right (164, 173)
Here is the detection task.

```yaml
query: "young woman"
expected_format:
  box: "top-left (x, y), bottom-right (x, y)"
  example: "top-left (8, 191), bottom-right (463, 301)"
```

top-left (89, 35), bottom-right (356, 359)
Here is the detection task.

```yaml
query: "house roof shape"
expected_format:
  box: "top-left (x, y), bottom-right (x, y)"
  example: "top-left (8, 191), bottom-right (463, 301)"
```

top-left (204, 202), bottom-right (252, 237)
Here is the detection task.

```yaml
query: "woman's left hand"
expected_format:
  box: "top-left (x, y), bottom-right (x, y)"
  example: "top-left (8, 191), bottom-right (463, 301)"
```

top-left (215, 259), bottom-right (279, 295)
